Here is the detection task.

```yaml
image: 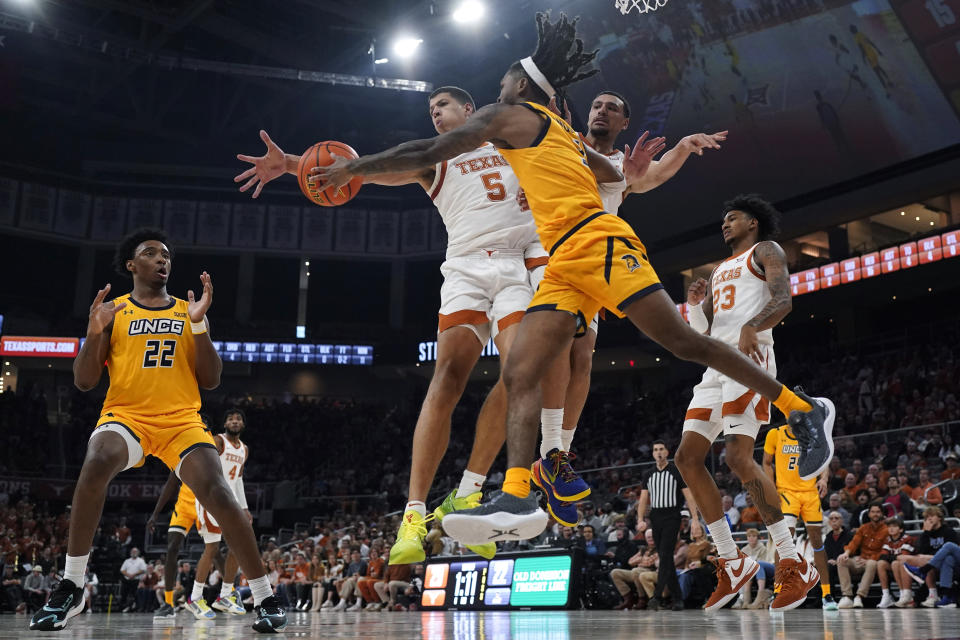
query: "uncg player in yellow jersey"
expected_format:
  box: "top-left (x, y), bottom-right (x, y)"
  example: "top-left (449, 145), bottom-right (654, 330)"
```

top-left (30, 229), bottom-right (286, 634)
top-left (146, 413), bottom-right (230, 621)
top-left (763, 423), bottom-right (835, 609)
top-left (314, 12), bottom-right (834, 545)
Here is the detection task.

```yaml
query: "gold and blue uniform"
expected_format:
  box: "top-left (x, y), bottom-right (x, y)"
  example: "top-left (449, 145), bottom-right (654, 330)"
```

top-left (92, 294), bottom-right (215, 473)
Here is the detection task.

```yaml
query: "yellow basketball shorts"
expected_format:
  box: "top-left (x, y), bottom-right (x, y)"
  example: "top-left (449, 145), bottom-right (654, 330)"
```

top-left (168, 489), bottom-right (197, 535)
top-left (530, 213), bottom-right (662, 332)
top-left (779, 488), bottom-right (823, 525)
top-left (92, 408), bottom-right (216, 476)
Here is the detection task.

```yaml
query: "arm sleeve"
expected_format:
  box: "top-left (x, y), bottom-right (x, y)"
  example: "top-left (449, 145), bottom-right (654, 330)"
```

top-left (763, 428), bottom-right (777, 455)
top-left (687, 302), bottom-right (709, 333)
top-left (235, 476), bottom-right (248, 509)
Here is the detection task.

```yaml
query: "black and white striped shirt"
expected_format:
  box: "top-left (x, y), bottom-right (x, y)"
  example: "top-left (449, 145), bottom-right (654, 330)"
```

top-left (643, 462), bottom-right (686, 512)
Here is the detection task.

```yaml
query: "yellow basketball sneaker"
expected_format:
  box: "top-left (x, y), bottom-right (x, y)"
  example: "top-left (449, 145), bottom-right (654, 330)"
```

top-left (389, 509), bottom-right (434, 565)
top-left (434, 490), bottom-right (497, 560)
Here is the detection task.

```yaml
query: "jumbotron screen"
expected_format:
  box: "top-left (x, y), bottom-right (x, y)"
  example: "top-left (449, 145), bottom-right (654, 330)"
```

top-left (420, 551), bottom-right (579, 610)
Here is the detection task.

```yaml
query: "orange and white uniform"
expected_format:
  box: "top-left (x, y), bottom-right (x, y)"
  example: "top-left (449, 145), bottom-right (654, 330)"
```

top-left (498, 101), bottom-right (661, 335)
top-left (196, 436), bottom-right (249, 543)
top-left (683, 244), bottom-right (776, 442)
top-left (431, 143), bottom-right (544, 344)
top-left (90, 294), bottom-right (216, 474)
top-left (765, 424), bottom-right (822, 526)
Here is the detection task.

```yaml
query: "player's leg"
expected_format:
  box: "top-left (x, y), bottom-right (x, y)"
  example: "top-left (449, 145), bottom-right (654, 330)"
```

top-left (158, 531), bottom-right (184, 616)
top-left (31, 429), bottom-right (135, 631)
top-left (561, 325), bottom-right (597, 447)
top-left (186, 541), bottom-right (220, 619)
top-left (211, 550), bottom-right (243, 613)
top-left (806, 521), bottom-right (836, 609)
top-left (461, 321), bottom-right (520, 488)
top-left (390, 324), bottom-right (484, 565)
top-left (408, 326), bottom-right (484, 504)
top-left (623, 288), bottom-right (833, 478)
top-left (179, 448), bottom-right (283, 632)
top-left (441, 309), bottom-right (576, 544)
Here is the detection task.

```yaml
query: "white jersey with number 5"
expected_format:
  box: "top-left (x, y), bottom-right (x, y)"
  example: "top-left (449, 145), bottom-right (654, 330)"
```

top-left (709, 243), bottom-right (774, 346)
top-left (429, 143), bottom-right (539, 259)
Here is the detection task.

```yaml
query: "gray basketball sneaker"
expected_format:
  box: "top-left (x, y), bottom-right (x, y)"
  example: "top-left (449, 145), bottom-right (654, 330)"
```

top-left (788, 388), bottom-right (835, 480)
top-left (440, 491), bottom-right (548, 546)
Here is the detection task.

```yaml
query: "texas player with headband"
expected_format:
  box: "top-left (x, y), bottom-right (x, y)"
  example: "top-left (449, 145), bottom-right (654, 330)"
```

top-left (233, 85), bottom-right (633, 564)
top-left (529, 91), bottom-right (727, 526)
top-left (188, 408), bottom-right (250, 619)
top-left (676, 194), bottom-right (828, 612)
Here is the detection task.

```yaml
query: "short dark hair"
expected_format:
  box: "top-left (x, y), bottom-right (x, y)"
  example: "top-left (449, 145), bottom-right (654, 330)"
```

top-left (224, 407), bottom-right (247, 426)
top-left (113, 228), bottom-right (170, 278)
top-left (509, 12), bottom-right (598, 106)
top-left (722, 194), bottom-right (781, 241)
top-left (593, 90), bottom-right (631, 117)
top-left (885, 517), bottom-right (904, 528)
top-left (652, 440), bottom-right (666, 448)
top-left (428, 86), bottom-right (475, 110)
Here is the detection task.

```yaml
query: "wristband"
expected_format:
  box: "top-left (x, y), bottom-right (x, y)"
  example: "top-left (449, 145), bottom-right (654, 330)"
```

top-left (191, 320), bottom-right (207, 335)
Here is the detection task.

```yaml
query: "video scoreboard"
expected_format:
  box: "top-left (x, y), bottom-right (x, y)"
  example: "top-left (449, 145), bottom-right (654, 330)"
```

top-left (420, 550), bottom-right (580, 610)
top-left (211, 342), bottom-right (373, 365)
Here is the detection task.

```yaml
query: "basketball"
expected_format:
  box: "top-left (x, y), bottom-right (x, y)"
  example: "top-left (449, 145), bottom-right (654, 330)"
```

top-left (297, 141), bottom-right (363, 207)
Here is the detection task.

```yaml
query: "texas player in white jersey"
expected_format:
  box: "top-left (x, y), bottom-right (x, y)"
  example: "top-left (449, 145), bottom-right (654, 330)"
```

top-left (233, 86), bottom-right (628, 564)
top-left (188, 409), bottom-right (249, 619)
top-left (674, 195), bottom-right (820, 611)
top-left (527, 90), bottom-right (727, 523)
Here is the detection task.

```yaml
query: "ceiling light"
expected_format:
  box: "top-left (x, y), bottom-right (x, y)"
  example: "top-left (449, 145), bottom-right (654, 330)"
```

top-left (453, 1), bottom-right (486, 23)
top-left (374, 58), bottom-right (389, 64)
top-left (930, 221), bottom-right (935, 226)
top-left (900, 211), bottom-right (905, 216)
top-left (392, 37), bottom-right (423, 58)
top-left (915, 216), bottom-right (920, 221)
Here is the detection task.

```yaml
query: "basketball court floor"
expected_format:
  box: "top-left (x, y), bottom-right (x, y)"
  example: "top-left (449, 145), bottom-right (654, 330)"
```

top-left (2, 609), bottom-right (958, 639)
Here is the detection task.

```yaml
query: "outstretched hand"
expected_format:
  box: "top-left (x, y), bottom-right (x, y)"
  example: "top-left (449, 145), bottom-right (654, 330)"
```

top-left (87, 284), bottom-right (126, 335)
top-left (187, 272), bottom-right (213, 323)
top-left (679, 131), bottom-right (727, 156)
top-left (235, 130), bottom-right (286, 199)
top-left (622, 131), bottom-right (666, 183)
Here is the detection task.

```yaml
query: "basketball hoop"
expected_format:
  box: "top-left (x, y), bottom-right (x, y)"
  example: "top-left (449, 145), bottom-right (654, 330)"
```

top-left (615, 0), bottom-right (669, 14)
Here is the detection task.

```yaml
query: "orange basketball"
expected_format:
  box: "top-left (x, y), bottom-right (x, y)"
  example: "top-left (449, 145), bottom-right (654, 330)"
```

top-left (297, 141), bottom-right (363, 207)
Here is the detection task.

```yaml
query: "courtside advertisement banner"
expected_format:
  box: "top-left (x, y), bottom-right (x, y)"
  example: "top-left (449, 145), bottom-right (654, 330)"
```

top-left (0, 336), bottom-right (79, 358)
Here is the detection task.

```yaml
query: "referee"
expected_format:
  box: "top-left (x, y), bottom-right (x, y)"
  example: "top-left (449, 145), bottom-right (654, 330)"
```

top-left (636, 440), bottom-right (702, 610)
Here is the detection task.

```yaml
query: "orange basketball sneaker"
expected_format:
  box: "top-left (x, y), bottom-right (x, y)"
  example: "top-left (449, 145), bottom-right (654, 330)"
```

top-left (704, 551), bottom-right (760, 611)
top-left (771, 557), bottom-right (820, 611)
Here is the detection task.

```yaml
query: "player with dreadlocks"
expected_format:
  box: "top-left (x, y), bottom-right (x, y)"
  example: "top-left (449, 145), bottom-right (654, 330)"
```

top-left (314, 12), bottom-right (834, 546)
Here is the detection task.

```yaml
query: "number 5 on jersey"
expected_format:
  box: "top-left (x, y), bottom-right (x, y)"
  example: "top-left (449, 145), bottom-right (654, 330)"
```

top-left (143, 339), bottom-right (176, 368)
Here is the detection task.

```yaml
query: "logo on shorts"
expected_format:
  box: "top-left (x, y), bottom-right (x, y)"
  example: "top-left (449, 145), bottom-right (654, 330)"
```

top-left (621, 254), bottom-right (642, 272)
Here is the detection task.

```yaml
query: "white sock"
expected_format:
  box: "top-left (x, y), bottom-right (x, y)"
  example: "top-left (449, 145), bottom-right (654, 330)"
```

top-left (220, 580), bottom-right (234, 599)
top-left (404, 501), bottom-right (426, 518)
top-left (882, 588), bottom-right (890, 596)
top-left (768, 519), bottom-right (799, 561)
top-left (191, 580), bottom-right (205, 602)
top-left (539, 408), bottom-right (564, 458)
top-left (456, 470), bottom-right (486, 498)
top-left (63, 554), bottom-right (89, 586)
top-left (249, 575), bottom-right (273, 606)
top-left (930, 587), bottom-right (938, 599)
top-left (561, 426), bottom-right (577, 451)
top-left (708, 518), bottom-right (738, 559)
top-left (902, 589), bottom-right (913, 599)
